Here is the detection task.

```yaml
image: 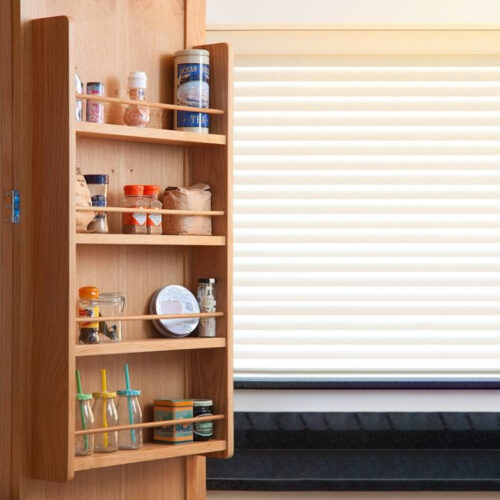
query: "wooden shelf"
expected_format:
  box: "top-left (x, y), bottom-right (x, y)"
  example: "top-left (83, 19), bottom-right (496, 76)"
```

top-left (75, 121), bottom-right (226, 146)
top-left (75, 337), bottom-right (226, 357)
top-left (75, 233), bottom-right (226, 246)
top-left (74, 440), bottom-right (227, 472)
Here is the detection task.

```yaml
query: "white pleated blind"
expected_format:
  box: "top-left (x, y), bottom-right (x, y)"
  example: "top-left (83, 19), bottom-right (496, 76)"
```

top-left (229, 46), bottom-right (500, 379)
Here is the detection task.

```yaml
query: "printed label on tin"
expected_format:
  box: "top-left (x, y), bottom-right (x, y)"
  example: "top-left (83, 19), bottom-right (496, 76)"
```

top-left (176, 63), bottom-right (209, 129)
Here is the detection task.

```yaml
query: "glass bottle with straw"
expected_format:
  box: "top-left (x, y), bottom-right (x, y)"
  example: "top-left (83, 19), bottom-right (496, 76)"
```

top-left (75, 370), bottom-right (94, 456)
top-left (92, 369), bottom-right (118, 453)
top-left (117, 363), bottom-right (143, 449)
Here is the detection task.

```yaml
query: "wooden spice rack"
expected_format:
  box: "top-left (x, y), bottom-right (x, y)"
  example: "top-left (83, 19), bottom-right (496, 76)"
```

top-left (31, 9), bottom-right (233, 487)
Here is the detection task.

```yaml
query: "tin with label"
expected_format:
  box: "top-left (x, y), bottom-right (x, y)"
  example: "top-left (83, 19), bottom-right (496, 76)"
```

top-left (154, 399), bottom-right (193, 444)
top-left (174, 49), bottom-right (210, 133)
top-left (193, 399), bottom-right (214, 441)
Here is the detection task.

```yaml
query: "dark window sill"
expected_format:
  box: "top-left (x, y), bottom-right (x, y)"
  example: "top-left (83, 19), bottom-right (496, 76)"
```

top-left (208, 412), bottom-right (500, 492)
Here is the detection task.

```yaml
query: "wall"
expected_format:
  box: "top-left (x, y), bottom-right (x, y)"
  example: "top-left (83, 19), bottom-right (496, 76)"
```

top-left (207, 1), bottom-right (500, 497)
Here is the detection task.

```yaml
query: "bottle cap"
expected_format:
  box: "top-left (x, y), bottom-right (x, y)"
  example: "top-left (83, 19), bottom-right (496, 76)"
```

top-left (174, 49), bottom-right (210, 58)
top-left (92, 391), bottom-right (117, 399)
top-left (76, 393), bottom-right (93, 401)
top-left (143, 185), bottom-right (160, 196)
top-left (128, 71), bottom-right (147, 89)
top-left (124, 185), bottom-right (144, 196)
top-left (193, 399), bottom-right (213, 407)
top-left (117, 389), bottom-right (141, 397)
top-left (198, 278), bottom-right (216, 284)
top-left (79, 286), bottom-right (99, 300)
top-left (84, 174), bottom-right (109, 185)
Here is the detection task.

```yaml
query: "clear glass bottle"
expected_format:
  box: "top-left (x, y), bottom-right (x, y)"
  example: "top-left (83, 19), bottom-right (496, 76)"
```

top-left (75, 393), bottom-right (94, 456)
top-left (143, 185), bottom-right (163, 235)
top-left (197, 278), bottom-right (216, 337)
top-left (124, 72), bottom-right (150, 128)
top-left (78, 286), bottom-right (100, 344)
top-left (92, 391), bottom-right (119, 452)
top-left (117, 389), bottom-right (143, 449)
top-left (98, 292), bottom-right (125, 342)
top-left (122, 185), bottom-right (147, 234)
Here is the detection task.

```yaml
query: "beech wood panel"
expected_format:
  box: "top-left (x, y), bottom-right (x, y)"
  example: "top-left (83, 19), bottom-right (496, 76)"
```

top-left (31, 15), bottom-right (75, 482)
top-left (76, 233), bottom-right (226, 246)
top-left (189, 43), bottom-right (234, 459)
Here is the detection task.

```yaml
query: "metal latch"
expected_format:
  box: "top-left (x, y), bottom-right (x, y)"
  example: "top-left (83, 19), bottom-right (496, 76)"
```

top-left (4, 189), bottom-right (20, 223)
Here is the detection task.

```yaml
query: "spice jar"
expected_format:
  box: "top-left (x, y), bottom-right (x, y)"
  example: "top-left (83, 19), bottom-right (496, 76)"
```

top-left (143, 185), bottom-right (162, 234)
top-left (122, 185), bottom-right (147, 234)
top-left (124, 71), bottom-right (150, 128)
top-left (117, 389), bottom-right (143, 449)
top-left (98, 292), bottom-right (125, 342)
top-left (193, 399), bottom-right (214, 441)
top-left (75, 71), bottom-right (83, 122)
top-left (92, 391), bottom-right (119, 453)
top-left (197, 278), bottom-right (216, 337)
top-left (78, 286), bottom-right (100, 344)
top-left (174, 49), bottom-right (210, 133)
top-left (84, 174), bottom-right (109, 233)
top-left (75, 393), bottom-right (94, 456)
top-left (86, 82), bottom-right (105, 124)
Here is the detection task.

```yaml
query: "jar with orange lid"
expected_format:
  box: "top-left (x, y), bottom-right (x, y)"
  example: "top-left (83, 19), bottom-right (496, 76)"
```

top-left (78, 286), bottom-right (100, 344)
top-left (143, 185), bottom-right (163, 234)
top-left (122, 185), bottom-right (147, 234)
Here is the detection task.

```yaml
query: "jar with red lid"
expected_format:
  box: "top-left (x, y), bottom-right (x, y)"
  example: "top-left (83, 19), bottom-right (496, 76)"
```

top-left (122, 185), bottom-right (147, 234)
top-left (143, 185), bottom-right (162, 234)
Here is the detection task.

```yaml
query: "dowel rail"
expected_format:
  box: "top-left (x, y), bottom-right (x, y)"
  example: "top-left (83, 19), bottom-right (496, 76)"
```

top-left (75, 414), bottom-right (224, 436)
top-left (76, 93), bottom-right (224, 115)
top-left (76, 206), bottom-right (224, 216)
top-left (75, 312), bottom-right (224, 323)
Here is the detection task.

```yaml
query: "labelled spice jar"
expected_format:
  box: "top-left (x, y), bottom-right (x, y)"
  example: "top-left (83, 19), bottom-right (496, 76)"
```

top-left (124, 71), bottom-right (150, 128)
top-left (143, 185), bottom-right (162, 234)
top-left (86, 82), bottom-right (105, 124)
top-left (78, 286), bottom-right (100, 344)
top-left (174, 49), bottom-right (210, 133)
top-left (197, 278), bottom-right (216, 337)
top-left (193, 399), bottom-right (214, 441)
top-left (122, 185), bottom-right (147, 234)
top-left (84, 175), bottom-right (109, 233)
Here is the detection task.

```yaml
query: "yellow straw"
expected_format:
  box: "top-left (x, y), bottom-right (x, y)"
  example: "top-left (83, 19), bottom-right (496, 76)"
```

top-left (101, 369), bottom-right (109, 448)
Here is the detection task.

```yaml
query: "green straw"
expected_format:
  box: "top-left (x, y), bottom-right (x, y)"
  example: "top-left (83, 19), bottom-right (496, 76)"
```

top-left (124, 364), bottom-right (137, 443)
top-left (76, 370), bottom-right (89, 451)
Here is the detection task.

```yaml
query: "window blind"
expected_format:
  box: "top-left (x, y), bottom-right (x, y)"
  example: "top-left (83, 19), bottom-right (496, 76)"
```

top-left (224, 37), bottom-right (500, 379)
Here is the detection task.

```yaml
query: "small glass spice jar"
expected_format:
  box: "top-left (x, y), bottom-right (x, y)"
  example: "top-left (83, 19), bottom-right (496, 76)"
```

top-left (75, 393), bottom-right (94, 456)
top-left (143, 185), bottom-right (163, 234)
top-left (84, 174), bottom-right (109, 233)
top-left (78, 286), bottom-right (100, 344)
top-left (193, 399), bottom-right (214, 441)
top-left (92, 391), bottom-right (119, 453)
top-left (197, 278), bottom-right (216, 337)
top-left (86, 82), bottom-right (105, 124)
top-left (122, 185), bottom-right (147, 234)
top-left (124, 71), bottom-right (150, 128)
top-left (117, 389), bottom-right (143, 450)
top-left (98, 292), bottom-right (125, 342)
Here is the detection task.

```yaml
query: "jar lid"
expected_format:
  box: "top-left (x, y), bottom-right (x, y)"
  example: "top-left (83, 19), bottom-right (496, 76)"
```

top-left (117, 389), bottom-right (141, 397)
top-left (193, 398), bottom-right (213, 407)
top-left (174, 49), bottom-right (210, 58)
top-left (124, 185), bottom-right (144, 196)
top-left (92, 391), bottom-right (117, 399)
top-left (128, 71), bottom-right (148, 89)
top-left (79, 286), bottom-right (99, 299)
top-left (91, 195), bottom-right (107, 207)
top-left (150, 285), bottom-right (200, 337)
top-left (198, 278), bottom-right (216, 284)
top-left (143, 185), bottom-right (160, 196)
top-left (99, 292), bottom-right (124, 303)
top-left (84, 174), bottom-right (109, 185)
top-left (76, 393), bottom-right (92, 401)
